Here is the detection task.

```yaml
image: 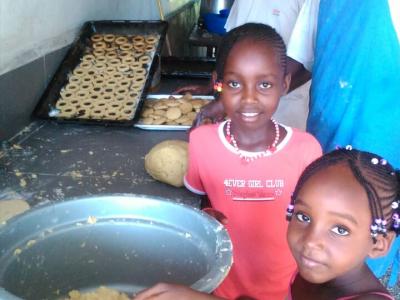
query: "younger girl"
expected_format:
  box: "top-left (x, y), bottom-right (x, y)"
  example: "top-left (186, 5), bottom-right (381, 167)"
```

top-left (286, 147), bottom-right (399, 299)
top-left (183, 23), bottom-right (322, 299)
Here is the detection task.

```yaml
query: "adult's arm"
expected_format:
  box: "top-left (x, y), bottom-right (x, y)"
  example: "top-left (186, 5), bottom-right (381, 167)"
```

top-left (287, 56), bottom-right (311, 93)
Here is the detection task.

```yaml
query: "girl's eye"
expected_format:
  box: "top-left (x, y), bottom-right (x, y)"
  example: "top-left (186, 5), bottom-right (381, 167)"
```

top-left (259, 82), bottom-right (272, 89)
top-left (228, 81), bottom-right (240, 89)
top-left (295, 212), bottom-right (310, 223)
top-left (331, 226), bottom-right (349, 236)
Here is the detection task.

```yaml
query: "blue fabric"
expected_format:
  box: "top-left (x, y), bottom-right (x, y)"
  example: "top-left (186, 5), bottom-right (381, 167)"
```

top-left (309, 0), bottom-right (400, 286)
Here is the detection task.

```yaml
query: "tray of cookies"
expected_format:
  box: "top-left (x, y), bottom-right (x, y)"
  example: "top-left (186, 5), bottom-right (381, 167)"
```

top-left (134, 93), bottom-right (214, 130)
top-left (33, 20), bottom-right (168, 125)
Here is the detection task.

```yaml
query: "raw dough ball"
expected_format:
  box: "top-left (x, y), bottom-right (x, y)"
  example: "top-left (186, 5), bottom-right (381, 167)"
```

top-left (0, 199), bottom-right (30, 223)
top-left (145, 140), bottom-right (188, 187)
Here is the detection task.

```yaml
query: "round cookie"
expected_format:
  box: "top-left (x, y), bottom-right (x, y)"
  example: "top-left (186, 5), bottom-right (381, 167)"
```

top-left (144, 140), bottom-right (188, 187)
top-left (179, 102), bottom-right (193, 114)
top-left (166, 107), bottom-right (182, 120)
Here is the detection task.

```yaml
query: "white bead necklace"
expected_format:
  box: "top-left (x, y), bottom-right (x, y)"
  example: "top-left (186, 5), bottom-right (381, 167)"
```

top-left (225, 119), bottom-right (280, 162)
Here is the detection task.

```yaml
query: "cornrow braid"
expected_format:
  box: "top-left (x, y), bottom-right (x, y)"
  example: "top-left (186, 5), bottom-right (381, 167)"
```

top-left (289, 148), bottom-right (400, 240)
top-left (215, 23), bottom-right (287, 83)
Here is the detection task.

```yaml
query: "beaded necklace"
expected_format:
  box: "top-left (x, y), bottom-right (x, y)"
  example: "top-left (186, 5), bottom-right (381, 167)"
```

top-left (225, 119), bottom-right (280, 162)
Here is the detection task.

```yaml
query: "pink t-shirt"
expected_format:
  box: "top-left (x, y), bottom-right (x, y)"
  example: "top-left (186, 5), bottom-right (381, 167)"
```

top-left (184, 121), bottom-right (322, 300)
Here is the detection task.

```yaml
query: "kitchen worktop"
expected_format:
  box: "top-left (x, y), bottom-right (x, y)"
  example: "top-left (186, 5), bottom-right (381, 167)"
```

top-left (0, 120), bottom-right (200, 208)
top-left (0, 76), bottom-right (210, 209)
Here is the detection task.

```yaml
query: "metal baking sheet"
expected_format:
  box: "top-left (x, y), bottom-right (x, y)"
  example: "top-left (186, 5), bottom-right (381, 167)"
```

top-left (33, 20), bottom-right (168, 126)
top-left (134, 94), bottom-right (214, 130)
top-left (161, 56), bottom-right (215, 78)
top-left (0, 194), bottom-right (233, 300)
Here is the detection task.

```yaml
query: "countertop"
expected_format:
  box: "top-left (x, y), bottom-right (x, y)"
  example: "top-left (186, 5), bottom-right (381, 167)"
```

top-left (0, 76), bottom-right (210, 209)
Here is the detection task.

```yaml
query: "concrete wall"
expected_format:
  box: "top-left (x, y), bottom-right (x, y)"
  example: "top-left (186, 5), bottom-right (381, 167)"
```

top-left (0, 0), bottom-right (199, 141)
top-left (0, 0), bottom-right (195, 76)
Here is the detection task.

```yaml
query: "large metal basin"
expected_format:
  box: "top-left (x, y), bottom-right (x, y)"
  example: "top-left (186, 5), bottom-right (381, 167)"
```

top-left (0, 194), bottom-right (233, 299)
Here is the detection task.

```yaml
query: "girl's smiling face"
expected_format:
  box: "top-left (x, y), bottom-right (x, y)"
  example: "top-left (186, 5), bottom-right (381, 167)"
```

top-left (287, 164), bottom-right (375, 284)
top-left (219, 38), bottom-right (290, 130)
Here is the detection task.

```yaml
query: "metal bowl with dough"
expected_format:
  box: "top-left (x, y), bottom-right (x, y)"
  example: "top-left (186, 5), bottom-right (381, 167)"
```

top-left (0, 194), bottom-right (233, 300)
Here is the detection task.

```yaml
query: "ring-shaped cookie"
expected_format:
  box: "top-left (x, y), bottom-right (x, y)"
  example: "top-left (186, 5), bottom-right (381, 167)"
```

top-left (93, 63), bottom-right (107, 71)
top-left (76, 90), bottom-right (90, 99)
top-left (145, 44), bottom-right (156, 52)
top-left (55, 100), bottom-right (69, 109)
top-left (107, 58), bottom-right (121, 66)
top-left (93, 41), bottom-right (107, 49)
top-left (105, 109), bottom-right (121, 119)
top-left (132, 35), bottom-right (144, 43)
top-left (111, 73), bottom-right (123, 81)
top-left (81, 100), bottom-right (94, 109)
top-left (80, 75), bottom-right (93, 84)
top-left (145, 35), bottom-right (158, 44)
top-left (138, 55), bottom-right (152, 64)
top-left (93, 78), bottom-right (106, 86)
top-left (94, 101), bottom-right (108, 109)
top-left (79, 62), bottom-right (92, 70)
top-left (133, 50), bottom-right (145, 58)
top-left (103, 86), bottom-right (115, 95)
top-left (90, 108), bottom-right (105, 119)
top-left (103, 34), bottom-right (115, 43)
top-left (120, 43), bottom-right (133, 51)
top-left (93, 49), bottom-right (106, 57)
top-left (105, 52), bottom-right (118, 59)
top-left (118, 79), bottom-right (131, 88)
top-left (105, 79), bottom-right (118, 87)
top-left (115, 36), bottom-right (129, 45)
top-left (79, 83), bottom-right (92, 91)
top-left (121, 57), bottom-right (135, 65)
top-left (72, 68), bottom-right (86, 77)
top-left (91, 34), bottom-right (103, 43)
top-left (134, 68), bottom-right (146, 76)
top-left (76, 108), bottom-right (91, 119)
top-left (133, 43), bottom-right (146, 52)
top-left (117, 64), bottom-right (130, 73)
top-left (58, 105), bottom-right (77, 118)
top-left (115, 87), bottom-right (128, 96)
top-left (91, 86), bottom-right (104, 95)
top-left (64, 83), bottom-right (80, 92)
top-left (133, 75), bottom-right (146, 84)
top-left (81, 54), bottom-right (96, 63)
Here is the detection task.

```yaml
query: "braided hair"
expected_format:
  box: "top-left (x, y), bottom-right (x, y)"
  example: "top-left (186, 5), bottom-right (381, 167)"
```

top-left (215, 23), bottom-right (287, 83)
top-left (288, 147), bottom-right (400, 241)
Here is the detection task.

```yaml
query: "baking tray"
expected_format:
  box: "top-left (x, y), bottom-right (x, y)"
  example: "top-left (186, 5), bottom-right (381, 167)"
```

top-left (161, 56), bottom-right (215, 78)
top-left (0, 194), bottom-right (233, 300)
top-left (134, 94), bottom-right (214, 130)
top-left (33, 20), bottom-right (168, 126)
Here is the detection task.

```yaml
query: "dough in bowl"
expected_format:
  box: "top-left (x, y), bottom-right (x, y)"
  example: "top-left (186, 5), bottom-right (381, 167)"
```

top-left (145, 140), bottom-right (188, 187)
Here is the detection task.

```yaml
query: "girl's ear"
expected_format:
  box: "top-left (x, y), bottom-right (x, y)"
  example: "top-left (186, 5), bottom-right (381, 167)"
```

top-left (368, 231), bottom-right (396, 258)
top-left (282, 73), bottom-right (291, 96)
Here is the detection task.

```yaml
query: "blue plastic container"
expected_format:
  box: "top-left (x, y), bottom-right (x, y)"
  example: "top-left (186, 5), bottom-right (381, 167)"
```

top-left (203, 9), bottom-right (230, 35)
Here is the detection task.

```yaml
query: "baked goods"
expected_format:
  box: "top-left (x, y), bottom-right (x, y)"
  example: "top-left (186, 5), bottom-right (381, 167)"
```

top-left (53, 33), bottom-right (160, 121)
top-left (145, 140), bottom-right (188, 187)
top-left (65, 286), bottom-right (129, 300)
top-left (0, 199), bottom-right (30, 223)
top-left (138, 93), bottom-right (213, 126)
